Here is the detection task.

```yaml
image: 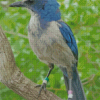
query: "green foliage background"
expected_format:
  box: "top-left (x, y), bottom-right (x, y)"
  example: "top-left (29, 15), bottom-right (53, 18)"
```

top-left (0, 0), bottom-right (100, 100)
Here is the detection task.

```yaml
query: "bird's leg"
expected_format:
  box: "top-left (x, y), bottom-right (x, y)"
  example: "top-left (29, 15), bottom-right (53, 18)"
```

top-left (68, 78), bottom-right (73, 99)
top-left (67, 67), bottom-right (73, 99)
top-left (47, 63), bottom-right (54, 77)
top-left (35, 63), bottom-right (54, 96)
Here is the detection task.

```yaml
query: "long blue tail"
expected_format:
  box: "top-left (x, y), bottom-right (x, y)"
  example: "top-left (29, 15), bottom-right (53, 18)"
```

top-left (60, 66), bottom-right (86, 100)
top-left (64, 68), bottom-right (86, 100)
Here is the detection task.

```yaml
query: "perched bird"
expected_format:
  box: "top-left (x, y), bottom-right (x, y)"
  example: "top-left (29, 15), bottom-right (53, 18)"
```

top-left (10, 0), bottom-right (86, 100)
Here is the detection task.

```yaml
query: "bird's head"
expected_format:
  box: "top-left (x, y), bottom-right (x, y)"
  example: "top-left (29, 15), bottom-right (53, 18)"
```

top-left (9, 0), bottom-right (61, 21)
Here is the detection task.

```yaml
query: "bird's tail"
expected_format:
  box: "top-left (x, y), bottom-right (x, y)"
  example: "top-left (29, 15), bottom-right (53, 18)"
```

top-left (62, 67), bottom-right (86, 100)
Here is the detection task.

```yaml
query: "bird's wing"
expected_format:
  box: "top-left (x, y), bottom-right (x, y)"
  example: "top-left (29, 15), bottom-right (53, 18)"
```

top-left (58, 21), bottom-right (78, 60)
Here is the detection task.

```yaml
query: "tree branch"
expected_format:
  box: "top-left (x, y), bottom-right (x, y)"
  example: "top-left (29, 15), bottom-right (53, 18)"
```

top-left (82, 74), bottom-right (95, 85)
top-left (4, 31), bottom-right (28, 39)
top-left (0, 26), bottom-right (62, 100)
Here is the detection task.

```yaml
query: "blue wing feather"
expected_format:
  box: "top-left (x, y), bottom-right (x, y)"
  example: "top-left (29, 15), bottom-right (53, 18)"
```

top-left (58, 21), bottom-right (78, 60)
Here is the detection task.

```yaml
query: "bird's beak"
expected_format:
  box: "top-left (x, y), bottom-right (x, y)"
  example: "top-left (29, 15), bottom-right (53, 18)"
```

top-left (9, 1), bottom-right (26, 7)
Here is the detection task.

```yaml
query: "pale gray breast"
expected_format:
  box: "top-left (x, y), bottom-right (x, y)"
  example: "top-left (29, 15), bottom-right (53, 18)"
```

top-left (28, 15), bottom-right (49, 59)
top-left (28, 16), bottom-right (76, 66)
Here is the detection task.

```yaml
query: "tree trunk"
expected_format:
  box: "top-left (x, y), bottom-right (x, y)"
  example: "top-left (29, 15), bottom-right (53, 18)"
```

top-left (0, 26), bottom-right (62, 100)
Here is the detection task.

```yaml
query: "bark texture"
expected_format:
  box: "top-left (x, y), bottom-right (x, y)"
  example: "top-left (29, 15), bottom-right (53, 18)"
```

top-left (0, 26), bottom-right (62, 100)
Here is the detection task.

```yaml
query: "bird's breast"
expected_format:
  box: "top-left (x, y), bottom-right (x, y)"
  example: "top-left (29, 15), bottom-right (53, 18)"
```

top-left (28, 18), bottom-right (76, 66)
top-left (28, 21), bottom-right (60, 63)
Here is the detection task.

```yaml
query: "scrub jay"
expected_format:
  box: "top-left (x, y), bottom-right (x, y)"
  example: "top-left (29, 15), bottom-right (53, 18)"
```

top-left (10, 0), bottom-right (86, 100)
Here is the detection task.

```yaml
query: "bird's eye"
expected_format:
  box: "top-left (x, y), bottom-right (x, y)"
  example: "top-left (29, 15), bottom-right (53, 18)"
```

top-left (42, 4), bottom-right (45, 10)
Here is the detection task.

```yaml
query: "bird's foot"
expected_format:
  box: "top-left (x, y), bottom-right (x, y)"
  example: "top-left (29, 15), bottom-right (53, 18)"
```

top-left (35, 77), bottom-right (49, 96)
top-left (35, 83), bottom-right (47, 96)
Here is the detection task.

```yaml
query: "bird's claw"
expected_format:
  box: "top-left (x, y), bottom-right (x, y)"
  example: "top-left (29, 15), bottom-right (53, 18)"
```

top-left (35, 83), bottom-right (47, 96)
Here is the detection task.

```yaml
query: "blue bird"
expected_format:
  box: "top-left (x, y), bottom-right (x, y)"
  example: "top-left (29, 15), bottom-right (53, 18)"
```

top-left (10, 0), bottom-right (86, 100)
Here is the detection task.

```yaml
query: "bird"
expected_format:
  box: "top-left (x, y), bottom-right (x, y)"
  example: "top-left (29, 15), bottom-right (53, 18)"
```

top-left (9, 0), bottom-right (86, 100)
